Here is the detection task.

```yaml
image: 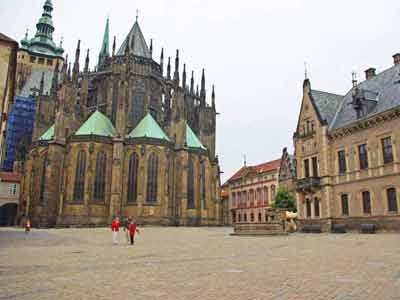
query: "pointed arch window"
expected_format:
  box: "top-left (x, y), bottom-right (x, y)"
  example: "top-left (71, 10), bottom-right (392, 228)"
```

top-left (73, 150), bottom-right (86, 202)
top-left (146, 153), bottom-right (158, 203)
top-left (127, 153), bottom-right (139, 203)
top-left (93, 151), bottom-right (107, 201)
top-left (39, 155), bottom-right (49, 205)
top-left (187, 159), bottom-right (195, 209)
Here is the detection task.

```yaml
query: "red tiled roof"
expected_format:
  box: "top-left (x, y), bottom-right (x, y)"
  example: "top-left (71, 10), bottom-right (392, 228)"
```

top-left (0, 172), bottom-right (22, 183)
top-left (226, 159), bottom-right (281, 184)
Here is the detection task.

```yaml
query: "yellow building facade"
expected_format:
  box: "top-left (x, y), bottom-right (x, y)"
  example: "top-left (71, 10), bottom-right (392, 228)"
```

top-left (294, 54), bottom-right (400, 231)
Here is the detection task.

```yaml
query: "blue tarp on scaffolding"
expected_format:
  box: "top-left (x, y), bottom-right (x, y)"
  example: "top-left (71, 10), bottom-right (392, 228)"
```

top-left (3, 96), bottom-right (36, 171)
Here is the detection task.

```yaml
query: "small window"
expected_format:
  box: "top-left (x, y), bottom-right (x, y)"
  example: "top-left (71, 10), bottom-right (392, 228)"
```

top-left (358, 144), bottom-right (369, 170)
top-left (250, 213), bottom-right (254, 222)
top-left (30, 56), bottom-right (36, 63)
top-left (382, 137), bottom-right (393, 164)
top-left (362, 191), bottom-right (371, 214)
top-left (341, 194), bottom-right (349, 216)
top-left (338, 150), bottom-right (347, 174)
top-left (47, 59), bottom-right (53, 66)
top-left (306, 199), bottom-right (312, 218)
top-left (8, 183), bottom-right (17, 195)
top-left (238, 214), bottom-right (241, 222)
top-left (271, 185), bottom-right (276, 199)
top-left (314, 198), bottom-right (320, 217)
top-left (244, 213), bottom-right (247, 222)
top-left (258, 212), bottom-right (262, 222)
top-left (387, 188), bottom-right (398, 212)
top-left (38, 58), bottom-right (45, 64)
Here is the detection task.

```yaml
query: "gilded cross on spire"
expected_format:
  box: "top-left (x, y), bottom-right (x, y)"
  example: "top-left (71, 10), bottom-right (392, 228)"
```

top-left (136, 9), bottom-right (139, 22)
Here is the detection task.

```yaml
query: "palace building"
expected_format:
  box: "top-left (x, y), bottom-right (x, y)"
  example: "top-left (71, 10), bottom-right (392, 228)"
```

top-left (294, 54), bottom-right (400, 231)
top-left (223, 159), bottom-right (281, 225)
top-left (18, 7), bottom-right (221, 227)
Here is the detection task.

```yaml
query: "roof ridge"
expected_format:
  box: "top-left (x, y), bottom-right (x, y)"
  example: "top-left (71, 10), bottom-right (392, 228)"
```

top-left (311, 89), bottom-right (344, 97)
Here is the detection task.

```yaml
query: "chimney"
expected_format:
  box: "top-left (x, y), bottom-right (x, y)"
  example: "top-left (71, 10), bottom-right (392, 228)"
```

top-left (393, 53), bottom-right (400, 66)
top-left (364, 67), bottom-right (376, 80)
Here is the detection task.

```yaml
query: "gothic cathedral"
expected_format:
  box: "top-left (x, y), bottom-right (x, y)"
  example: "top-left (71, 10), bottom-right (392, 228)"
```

top-left (19, 3), bottom-right (222, 227)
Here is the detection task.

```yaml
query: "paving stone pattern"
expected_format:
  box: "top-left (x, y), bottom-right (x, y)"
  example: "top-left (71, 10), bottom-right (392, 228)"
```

top-left (0, 227), bottom-right (399, 300)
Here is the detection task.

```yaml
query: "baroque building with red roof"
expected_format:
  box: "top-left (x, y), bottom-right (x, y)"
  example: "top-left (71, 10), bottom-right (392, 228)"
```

top-left (223, 159), bottom-right (281, 225)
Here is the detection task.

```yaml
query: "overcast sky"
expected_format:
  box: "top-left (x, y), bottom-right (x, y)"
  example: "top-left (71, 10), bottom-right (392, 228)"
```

top-left (1, 0), bottom-right (399, 181)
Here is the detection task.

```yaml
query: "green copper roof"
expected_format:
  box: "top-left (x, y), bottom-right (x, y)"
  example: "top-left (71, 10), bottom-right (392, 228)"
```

top-left (38, 124), bottom-right (54, 141)
top-left (20, 0), bottom-right (63, 59)
top-left (127, 113), bottom-right (170, 141)
top-left (100, 18), bottom-right (110, 56)
top-left (75, 110), bottom-right (116, 137)
top-left (186, 124), bottom-right (206, 150)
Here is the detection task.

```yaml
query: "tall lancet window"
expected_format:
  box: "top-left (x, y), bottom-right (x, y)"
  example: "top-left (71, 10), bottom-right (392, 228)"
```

top-left (94, 151), bottom-right (107, 201)
top-left (73, 150), bottom-right (86, 202)
top-left (131, 79), bottom-right (145, 128)
top-left (39, 155), bottom-right (49, 205)
top-left (146, 153), bottom-right (158, 203)
top-left (187, 159), bottom-right (195, 209)
top-left (127, 153), bottom-right (139, 203)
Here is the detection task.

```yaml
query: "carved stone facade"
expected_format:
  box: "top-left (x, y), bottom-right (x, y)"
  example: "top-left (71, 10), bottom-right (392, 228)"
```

top-left (18, 18), bottom-right (221, 227)
top-left (294, 54), bottom-right (400, 231)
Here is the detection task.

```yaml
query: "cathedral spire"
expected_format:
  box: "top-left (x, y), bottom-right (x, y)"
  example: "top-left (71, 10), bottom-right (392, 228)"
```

top-left (125, 36), bottom-right (130, 56)
top-left (212, 85), bottom-right (216, 110)
top-left (167, 57), bottom-right (171, 80)
top-left (190, 71), bottom-right (194, 95)
top-left (98, 17), bottom-right (110, 69)
top-left (174, 49), bottom-right (180, 83)
top-left (72, 40), bottom-right (81, 82)
top-left (51, 60), bottom-right (60, 96)
top-left (150, 38), bottom-right (153, 57)
top-left (35, 0), bottom-right (54, 41)
top-left (84, 49), bottom-right (90, 73)
top-left (160, 48), bottom-right (164, 75)
top-left (62, 54), bottom-right (68, 74)
top-left (182, 63), bottom-right (187, 90)
top-left (112, 36), bottom-right (116, 56)
top-left (200, 69), bottom-right (206, 106)
top-left (67, 62), bottom-right (71, 81)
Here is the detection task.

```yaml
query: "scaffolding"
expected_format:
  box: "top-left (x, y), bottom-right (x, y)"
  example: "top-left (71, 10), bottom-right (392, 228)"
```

top-left (3, 96), bottom-right (36, 171)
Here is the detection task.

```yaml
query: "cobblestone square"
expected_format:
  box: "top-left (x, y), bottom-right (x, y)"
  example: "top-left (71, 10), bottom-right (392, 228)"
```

top-left (0, 227), bottom-right (399, 300)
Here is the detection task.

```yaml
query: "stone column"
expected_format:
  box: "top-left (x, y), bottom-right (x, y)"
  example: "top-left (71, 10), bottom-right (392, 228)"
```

top-left (109, 138), bottom-right (124, 221)
top-left (177, 150), bottom-right (188, 225)
top-left (45, 141), bottom-right (66, 226)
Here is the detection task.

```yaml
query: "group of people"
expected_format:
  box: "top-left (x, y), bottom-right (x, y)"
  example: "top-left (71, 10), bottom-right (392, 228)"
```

top-left (111, 216), bottom-right (140, 245)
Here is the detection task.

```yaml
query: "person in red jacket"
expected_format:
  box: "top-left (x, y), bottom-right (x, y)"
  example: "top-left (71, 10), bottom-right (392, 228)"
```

top-left (111, 217), bottom-right (120, 245)
top-left (129, 219), bottom-right (140, 245)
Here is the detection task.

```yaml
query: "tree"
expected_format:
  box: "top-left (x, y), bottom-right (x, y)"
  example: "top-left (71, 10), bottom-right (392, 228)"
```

top-left (272, 187), bottom-right (297, 212)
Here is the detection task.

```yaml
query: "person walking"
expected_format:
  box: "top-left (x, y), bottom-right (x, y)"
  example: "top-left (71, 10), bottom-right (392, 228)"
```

top-left (129, 219), bottom-right (140, 245)
top-left (25, 218), bottom-right (31, 234)
top-left (123, 217), bottom-right (130, 244)
top-left (111, 217), bottom-right (120, 245)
